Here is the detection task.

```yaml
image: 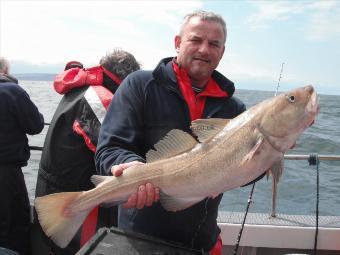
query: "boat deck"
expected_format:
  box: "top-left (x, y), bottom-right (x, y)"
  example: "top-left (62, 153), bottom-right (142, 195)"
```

top-left (218, 212), bottom-right (340, 254)
top-left (218, 211), bottom-right (340, 227)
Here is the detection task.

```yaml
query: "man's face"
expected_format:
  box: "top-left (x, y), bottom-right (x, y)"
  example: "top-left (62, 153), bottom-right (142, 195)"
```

top-left (175, 17), bottom-right (225, 86)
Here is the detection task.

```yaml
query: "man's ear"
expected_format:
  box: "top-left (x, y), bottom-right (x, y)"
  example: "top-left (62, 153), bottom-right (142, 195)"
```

top-left (174, 35), bottom-right (181, 53)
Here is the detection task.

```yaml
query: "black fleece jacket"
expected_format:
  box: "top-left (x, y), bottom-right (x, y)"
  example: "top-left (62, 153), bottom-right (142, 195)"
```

top-left (0, 74), bottom-right (44, 166)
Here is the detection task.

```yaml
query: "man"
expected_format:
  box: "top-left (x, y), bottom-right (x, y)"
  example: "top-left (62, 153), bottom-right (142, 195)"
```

top-left (0, 57), bottom-right (44, 255)
top-left (35, 49), bottom-right (140, 254)
top-left (95, 11), bottom-right (246, 254)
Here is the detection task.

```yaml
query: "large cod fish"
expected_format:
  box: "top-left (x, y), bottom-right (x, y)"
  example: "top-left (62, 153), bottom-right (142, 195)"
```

top-left (35, 85), bottom-right (319, 248)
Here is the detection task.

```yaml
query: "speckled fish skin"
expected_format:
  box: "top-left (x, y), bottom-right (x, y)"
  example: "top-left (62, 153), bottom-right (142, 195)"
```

top-left (68, 85), bottom-right (319, 213)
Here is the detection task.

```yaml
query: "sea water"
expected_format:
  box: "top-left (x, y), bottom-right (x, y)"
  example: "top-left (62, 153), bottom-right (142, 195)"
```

top-left (21, 80), bottom-right (340, 216)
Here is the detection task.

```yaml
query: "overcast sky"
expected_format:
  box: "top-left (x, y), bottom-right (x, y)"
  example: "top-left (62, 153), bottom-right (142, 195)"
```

top-left (1, 0), bottom-right (339, 95)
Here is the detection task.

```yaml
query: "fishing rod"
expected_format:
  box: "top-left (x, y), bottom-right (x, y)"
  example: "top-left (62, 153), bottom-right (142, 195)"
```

top-left (275, 62), bottom-right (285, 96)
top-left (232, 183), bottom-right (256, 255)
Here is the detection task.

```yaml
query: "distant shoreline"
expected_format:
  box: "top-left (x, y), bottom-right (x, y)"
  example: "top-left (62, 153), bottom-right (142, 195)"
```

top-left (15, 75), bottom-right (339, 96)
top-left (14, 73), bottom-right (56, 81)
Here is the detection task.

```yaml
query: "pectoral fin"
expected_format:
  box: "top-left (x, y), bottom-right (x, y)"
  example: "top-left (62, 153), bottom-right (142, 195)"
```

top-left (160, 192), bottom-right (204, 212)
top-left (241, 136), bottom-right (264, 165)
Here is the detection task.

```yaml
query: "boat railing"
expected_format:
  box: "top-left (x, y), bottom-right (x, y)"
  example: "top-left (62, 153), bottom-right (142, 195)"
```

top-left (284, 154), bottom-right (340, 161)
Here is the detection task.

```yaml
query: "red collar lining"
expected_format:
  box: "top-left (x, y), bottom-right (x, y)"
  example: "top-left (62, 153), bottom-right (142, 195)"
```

top-left (172, 61), bottom-right (228, 120)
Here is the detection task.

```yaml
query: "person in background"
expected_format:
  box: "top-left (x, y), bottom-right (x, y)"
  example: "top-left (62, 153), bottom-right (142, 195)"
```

top-left (95, 11), bottom-right (247, 254)
top-left (35, 49), bottom-right (140, 255)
top-left (0, 57), bottom-right (44, 255)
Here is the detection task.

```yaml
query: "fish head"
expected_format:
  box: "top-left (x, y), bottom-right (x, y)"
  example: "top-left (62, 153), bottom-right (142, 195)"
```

top-left (256, 85), bottom-right (319, 152)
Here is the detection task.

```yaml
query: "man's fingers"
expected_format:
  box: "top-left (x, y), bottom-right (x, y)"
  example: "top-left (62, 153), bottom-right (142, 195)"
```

top-left (111, 164), bottom-right (124, 176)
top-left (111, 161), bottom-right (144, 176)
top-left (123, 184), bottom-right (160, 209)
top-left (154, 187), bottom-right (160, 202)
top-left (113, 166), bottom-right (123, 177)
top-left (136, 185), bottom-right (147, 209)
top-left (145, 183), bottom-right (155, 206)
top-left (122, 193), bottom-right (137, 208)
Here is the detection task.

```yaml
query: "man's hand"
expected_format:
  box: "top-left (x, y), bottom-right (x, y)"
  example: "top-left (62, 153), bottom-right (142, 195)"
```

top-left (111, 161), bottom-right (160, 209)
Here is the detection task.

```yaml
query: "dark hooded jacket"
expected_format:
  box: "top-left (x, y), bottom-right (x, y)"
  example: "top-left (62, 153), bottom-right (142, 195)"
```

top-left (95, 58), bottom-right (246, 251)
top-left (35, 65), bottom-right (121, 255)
top-left (0, 73), bottom-right (43, 255)
top-left (0, 74), bottom-right (44, 166)
top-left (36, 65), bottom-right (119, 195)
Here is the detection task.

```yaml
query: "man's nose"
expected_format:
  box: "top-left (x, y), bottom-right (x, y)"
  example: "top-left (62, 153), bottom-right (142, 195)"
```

top-left (198, 41), bottom-right (210, 55)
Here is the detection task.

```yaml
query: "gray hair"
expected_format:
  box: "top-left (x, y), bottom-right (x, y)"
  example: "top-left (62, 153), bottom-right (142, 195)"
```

top-left (0, 57), bottom-right (9, 74)
top-left (180, 10), bottom-right (227, 42)
top-left (100, 49), bottom-right (140, 80)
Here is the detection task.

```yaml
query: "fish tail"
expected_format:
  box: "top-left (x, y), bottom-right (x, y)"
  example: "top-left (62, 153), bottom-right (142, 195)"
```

top-left (34, 192), bottom-right (91, 248)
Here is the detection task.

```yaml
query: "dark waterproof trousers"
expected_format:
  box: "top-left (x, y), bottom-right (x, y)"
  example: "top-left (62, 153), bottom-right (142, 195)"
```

top-left (0, 165), bottom-right (31, 255)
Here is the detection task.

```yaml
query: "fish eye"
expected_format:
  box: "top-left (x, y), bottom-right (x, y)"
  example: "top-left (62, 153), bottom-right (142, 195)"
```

top-left (286, 95), bottom-right (295, 103)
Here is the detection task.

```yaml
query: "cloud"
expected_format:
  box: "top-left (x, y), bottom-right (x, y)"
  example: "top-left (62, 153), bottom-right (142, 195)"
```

top-left (0, 0), bottom-right (203, 67)
top-left (246, 1), bottom-right (307, 29)
top-left (306, 2), bottom-right (340, 41)
top-left (246, 1), bottom-right (340, 41)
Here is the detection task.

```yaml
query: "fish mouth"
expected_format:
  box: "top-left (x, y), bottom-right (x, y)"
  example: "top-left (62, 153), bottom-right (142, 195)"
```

top-left (306, 86), bottom-right (319, 126)
top-left (307, 88), bottom-right (319, 115)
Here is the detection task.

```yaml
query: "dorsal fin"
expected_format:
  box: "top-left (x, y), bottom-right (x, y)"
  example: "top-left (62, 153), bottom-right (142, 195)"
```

top-left (191, 118), bottom-right (230, 143)
top-left (146, 129), bottom-right (198, 163)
